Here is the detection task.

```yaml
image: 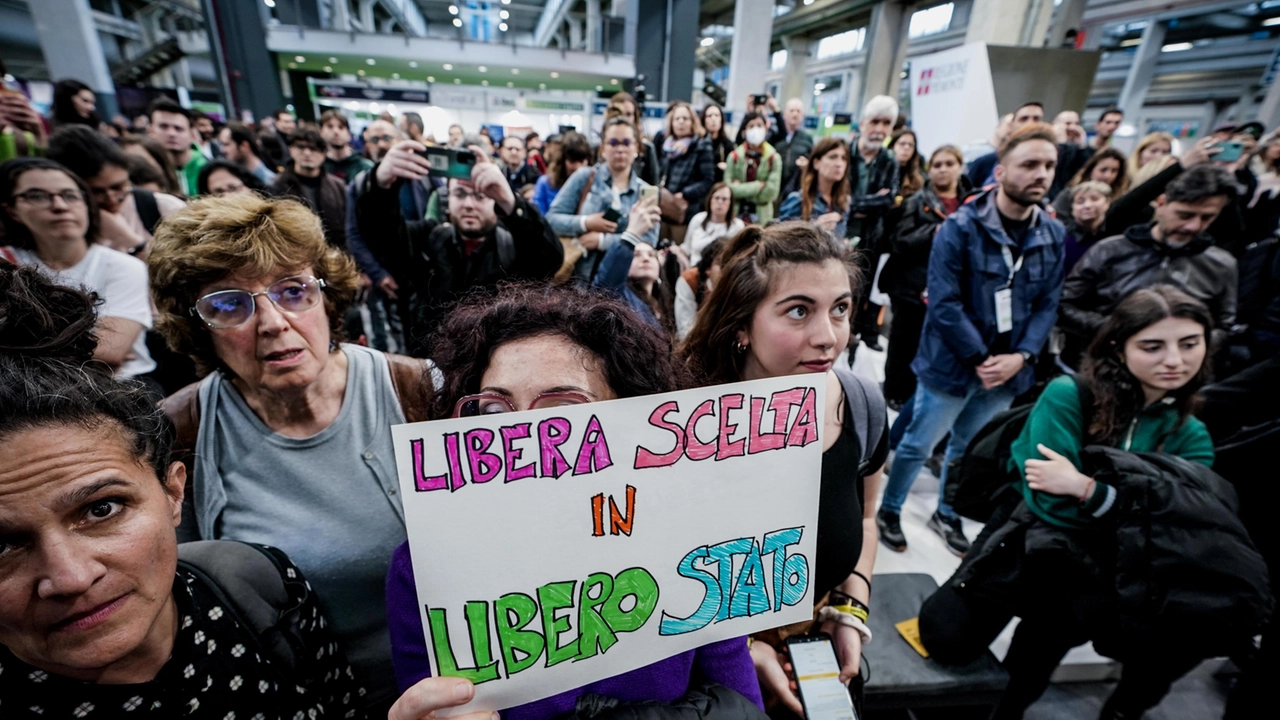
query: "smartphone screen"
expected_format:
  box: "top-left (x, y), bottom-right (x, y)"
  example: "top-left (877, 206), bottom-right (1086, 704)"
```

top-left (417, 147), bottom-right (476, 180)
top-left (1215, 141), bottom-right (1244, 163)
top-left (788, 636), bottom-right (857, 720)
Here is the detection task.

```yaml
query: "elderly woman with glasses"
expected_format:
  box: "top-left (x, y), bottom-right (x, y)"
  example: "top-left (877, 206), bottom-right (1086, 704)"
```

top-left (547, 117), bottom-right (661, 282)
top-left (383, 282), bottom-right (765, 720)
top-left (0, 158), bottom-right (156, 380)
top-left (149, 192), bottom-right (435, 715)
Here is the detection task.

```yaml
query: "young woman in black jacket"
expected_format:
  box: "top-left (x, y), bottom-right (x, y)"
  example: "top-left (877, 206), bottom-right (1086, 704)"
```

top-left (700, 104), bottom-right (736, 183)
top-left (880, 144), bottom-right (969, 406)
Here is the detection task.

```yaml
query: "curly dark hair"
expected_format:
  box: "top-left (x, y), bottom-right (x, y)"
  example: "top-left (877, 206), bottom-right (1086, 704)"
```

top-left (1081, 285), bottom-right (1214, 446)
top-left (0, 264), bottom-right (173, 481)
top-left (426, 282), bottom-right (690, 420)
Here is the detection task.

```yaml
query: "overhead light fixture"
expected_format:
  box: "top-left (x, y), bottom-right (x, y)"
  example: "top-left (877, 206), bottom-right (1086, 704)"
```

top-left (814, 89), bottom-right (821, 95)
top-left (1120, 37), bottom-right (1142, 47)
top-left (550, 71), bottom-right (559, 78)
top-left (539, 83), bottom-right (546, 89)
top-left (294, 55), bottom-right (305, 62)
top-left (700, 37), bottom-right (715, 47)
top-left (511, 68), bottom-right (520, 74)
top-left (455, 78), bottom-right (462, 84)
top-left (288, 62), bottom-right (297, 68)
top-left (507, 82), bottom-right (515, 87)
top-left (453, 17), bottom-right (463, 27)
top-left (1265, 17), bottom-right (1280, 26)
top-left (358, 69), bottom-right (366, 76)
top-left (329, 57), bottom-right (338, 63)
top-left (427, 76), bottom-right (436, 82)
top-left (499, 22), bottom-right (508, 31)
top-left (392, 73), bottom-right (400, 79)
top-left (478, 66), bottom-right (487, 73)
top-left (1161, 42), bottom-right (1193, 52)
top-left (409, 61), bottom-right (418, 68)
top-left (323, 65), bottom-right (332, 72)
top-left (263, 0), bottom-right (276, 7)
top-left (814, 83), bottom-right (826, 90)
top-left (500, 10), bottom-right (509, 19)
top-left (501, 0), bottom-right (510, 4)
top-left (596, 85), bottom-right (603, 91)
top-left (610, 78), bottom-right (619, 85)
top-left (366, 58), bottom-right (376, 65)
top-left (448, 4), bottom-right (458, 14)
top-left (804, 0), bottom-right (814, 5)
top-left (482, 80), bottom-right (489, 86)
top-left (443, 64), bottom-right (453, 70)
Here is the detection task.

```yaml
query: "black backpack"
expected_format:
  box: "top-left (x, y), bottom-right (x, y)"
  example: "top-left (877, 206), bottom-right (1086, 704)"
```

top-left (177, 541), bottom-right (309, 673)
top-left (945, 378), bottom-right (1094, 522)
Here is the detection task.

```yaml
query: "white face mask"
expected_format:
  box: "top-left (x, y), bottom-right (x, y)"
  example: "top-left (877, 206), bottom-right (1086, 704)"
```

top-left (745, 127), bottom-right (767, 146)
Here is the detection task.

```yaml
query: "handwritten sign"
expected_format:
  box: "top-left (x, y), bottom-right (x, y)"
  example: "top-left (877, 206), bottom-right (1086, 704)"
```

top-left (391, 374), bottom-right (826, 713)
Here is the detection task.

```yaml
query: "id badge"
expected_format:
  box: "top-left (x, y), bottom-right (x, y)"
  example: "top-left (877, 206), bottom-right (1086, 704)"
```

top-left (995, 288), bottom-right (1013, 333)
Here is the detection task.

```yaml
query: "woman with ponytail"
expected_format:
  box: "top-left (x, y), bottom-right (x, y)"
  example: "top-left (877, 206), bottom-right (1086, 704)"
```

top-left (679, 221), bottom-right (887, 717)
top-left (918, 285), bottom-right (1217, 720)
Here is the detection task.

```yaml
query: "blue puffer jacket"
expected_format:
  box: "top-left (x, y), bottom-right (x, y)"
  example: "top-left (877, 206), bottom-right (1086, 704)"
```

top-left (911, 188), bottom-right (1065, 397)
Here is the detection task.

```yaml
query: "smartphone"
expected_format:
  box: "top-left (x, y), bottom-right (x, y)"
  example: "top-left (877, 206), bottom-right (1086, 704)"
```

top-left (1215, 140), bottom-right (1244, 163)
top-left (753, 94), bottom-right (769, 106)
top-left (786, 634), bottom-right (857, 720)
top-left (602, 206), bottom-right (623, 223)
top-left (415, 146), bottom-right (477, 180)
top-left (641, 184), bottom-right (659, 205)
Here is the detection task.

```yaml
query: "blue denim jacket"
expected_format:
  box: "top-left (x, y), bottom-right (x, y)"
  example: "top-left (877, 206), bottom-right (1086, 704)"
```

top-left (911, 188), bottom-right (1065, 397)
top-left (777, 190), bottom-right (851, 239)
top-left (546, 161), bottom-right (659, 279)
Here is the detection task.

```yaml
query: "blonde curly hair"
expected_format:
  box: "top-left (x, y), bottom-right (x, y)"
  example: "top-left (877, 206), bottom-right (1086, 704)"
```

top-left (148, 193), bottom-right (359, 377)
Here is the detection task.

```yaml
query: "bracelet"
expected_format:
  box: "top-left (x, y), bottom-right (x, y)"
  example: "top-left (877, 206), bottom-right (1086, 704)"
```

top-left (1078, 478), bottom-right (1096, 503)
top-left (816, 606), bottom-right (873, 644)
top-left (829, 590), bottom-right (869, 614)
top-left (830, 604), bottom-right (869, 622)
top-left (849, 570), bottom-right (872, 592)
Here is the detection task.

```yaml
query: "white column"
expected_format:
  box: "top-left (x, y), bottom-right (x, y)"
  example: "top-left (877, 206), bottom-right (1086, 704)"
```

top-left (780, 36), bottom-right (810, 107)
top-left (859, 2), bottom-right (910, 111)
top-left (28, 0), bottom-right (117, 116)
top-left (1116, 20), bottom-right (1166, 123)
top-left (586, 0), bottom-right (602, 53)
top-left (725, 0), bottom-right (775, 118)
top-left (966, 0), bottom-right (1033, 46)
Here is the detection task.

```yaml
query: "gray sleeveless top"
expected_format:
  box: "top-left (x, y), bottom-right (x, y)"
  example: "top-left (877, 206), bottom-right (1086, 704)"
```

top-left (192, 343), bottom-right (406, 708)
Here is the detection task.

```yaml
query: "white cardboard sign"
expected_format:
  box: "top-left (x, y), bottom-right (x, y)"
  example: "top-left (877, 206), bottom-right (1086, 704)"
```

top-left (391, 374), bottom-right (826, 713)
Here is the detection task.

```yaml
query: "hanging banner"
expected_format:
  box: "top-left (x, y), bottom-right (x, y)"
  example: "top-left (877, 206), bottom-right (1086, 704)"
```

top-left (391, 374), bottom-right (827, 714)
top-left (909, 42), bottom-right (999, 158)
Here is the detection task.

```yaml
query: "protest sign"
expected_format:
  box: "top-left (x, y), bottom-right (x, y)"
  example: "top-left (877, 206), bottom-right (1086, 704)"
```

top-left (391, 374), bottom-right (827, 713)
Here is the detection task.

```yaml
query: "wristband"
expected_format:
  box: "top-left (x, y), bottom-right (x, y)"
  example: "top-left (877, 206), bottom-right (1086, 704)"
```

top-left (1078, 478), bottom-right (1096, 503)
top-left (830, 604), bottom-right (869, 622)
top-left (816, 605), bottom-right (873, 644)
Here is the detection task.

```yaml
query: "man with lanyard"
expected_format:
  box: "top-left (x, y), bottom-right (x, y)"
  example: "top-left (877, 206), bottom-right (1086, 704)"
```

top-left (849, 95), bottom-right (901, 351)
top-left (876, 123), bottom-right (1066, 557)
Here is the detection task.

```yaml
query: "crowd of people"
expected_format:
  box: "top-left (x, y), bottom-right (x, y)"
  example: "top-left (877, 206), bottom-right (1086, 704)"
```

top-left (1, 73), bottom-right (1277, 720)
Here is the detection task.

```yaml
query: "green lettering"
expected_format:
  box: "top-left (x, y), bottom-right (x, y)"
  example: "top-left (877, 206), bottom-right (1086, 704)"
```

top-left (494, 593), bottom-right (545, 677)
top-left (537, 580), bottom-right (579, 667)
top-left (602, 567), bottom-right (660, 633)
top-left (427, 605), bottom-right (500, 684)
top-left (576, 572), bottom-right (618, 660)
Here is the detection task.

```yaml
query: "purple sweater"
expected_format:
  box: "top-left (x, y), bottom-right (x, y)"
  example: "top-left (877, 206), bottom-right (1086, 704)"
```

top-left (385, 542), bottom-right (764, 719)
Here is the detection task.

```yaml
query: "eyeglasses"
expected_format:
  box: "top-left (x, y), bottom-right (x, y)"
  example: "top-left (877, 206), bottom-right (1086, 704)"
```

top-left (368, 134), bottom-right (396, 144)
top-left (11, 189), bottom-right (86, 207)
top-left (190, 275), bottom-right (327, 329)
top-left (605, 138), bottom-right (635, 148)
top-left (452, 391), bottom-right (592, 418)
top-left (450, 189), bottom-right (488, 203)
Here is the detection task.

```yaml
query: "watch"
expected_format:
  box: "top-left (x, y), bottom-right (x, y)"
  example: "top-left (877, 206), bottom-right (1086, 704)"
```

top-left (1018, 350), bottom-right (1035, 365)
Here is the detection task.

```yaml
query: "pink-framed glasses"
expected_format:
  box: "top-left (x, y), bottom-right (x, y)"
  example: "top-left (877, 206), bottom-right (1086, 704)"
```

top-left (452, 391), bottom-right (593, 418)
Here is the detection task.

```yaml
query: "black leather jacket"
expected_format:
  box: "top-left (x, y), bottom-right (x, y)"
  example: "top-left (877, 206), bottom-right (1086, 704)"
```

top-left (1059, 223), bottom-right (1238, 348)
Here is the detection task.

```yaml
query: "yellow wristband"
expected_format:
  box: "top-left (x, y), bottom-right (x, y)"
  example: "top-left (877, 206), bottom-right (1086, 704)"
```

top-left (830, 604), bottom-right (869, 622)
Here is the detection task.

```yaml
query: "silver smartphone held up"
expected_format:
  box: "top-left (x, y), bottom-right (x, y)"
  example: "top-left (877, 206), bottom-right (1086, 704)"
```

top-left (786, 633), bottom-right (857, 720)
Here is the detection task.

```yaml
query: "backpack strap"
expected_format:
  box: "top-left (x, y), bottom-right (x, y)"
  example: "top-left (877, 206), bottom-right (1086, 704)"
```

top-left (132, 189), bottom-right (162, 235)
top-left (576, 169), bottom-right (596, 214)
top-left (176, 541), bottom-right (307, 673)
top-left (833, 367), bottom-right (888, 473)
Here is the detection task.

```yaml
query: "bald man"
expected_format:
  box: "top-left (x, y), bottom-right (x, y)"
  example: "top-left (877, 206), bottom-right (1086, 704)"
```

top-left (775, 98), bottom-right (814, 194)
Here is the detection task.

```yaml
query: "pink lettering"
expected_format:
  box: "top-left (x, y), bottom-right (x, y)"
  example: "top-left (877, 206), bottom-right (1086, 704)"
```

top-left (634, 401), bottom-right (686, 469)
top-left (716, 393), bottom-right (746, 460)
top-left (501, 423), bottom-right (535, 482)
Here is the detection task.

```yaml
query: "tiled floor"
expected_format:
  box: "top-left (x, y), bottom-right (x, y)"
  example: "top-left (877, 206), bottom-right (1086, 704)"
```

top-left (851, 338), bottom-right (1233, 718)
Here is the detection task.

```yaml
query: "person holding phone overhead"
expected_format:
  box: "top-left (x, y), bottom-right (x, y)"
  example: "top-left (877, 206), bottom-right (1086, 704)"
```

top-left (547, 117), bottom-right (661, 282)
top-left (354, 139), bottom-right (564, 354)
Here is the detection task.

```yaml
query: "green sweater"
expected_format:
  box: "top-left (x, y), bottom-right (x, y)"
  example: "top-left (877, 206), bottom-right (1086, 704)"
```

top-left (1012, 375), bottom-right (1215, 528)
top-left (724, 142), bottom-right (782, 224)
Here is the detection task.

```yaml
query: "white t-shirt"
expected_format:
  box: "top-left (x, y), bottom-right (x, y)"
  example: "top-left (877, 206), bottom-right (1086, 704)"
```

top-left (9, 244), bottom-right (155, 378)
top-left (684, 213), bottom-right (745, 266)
